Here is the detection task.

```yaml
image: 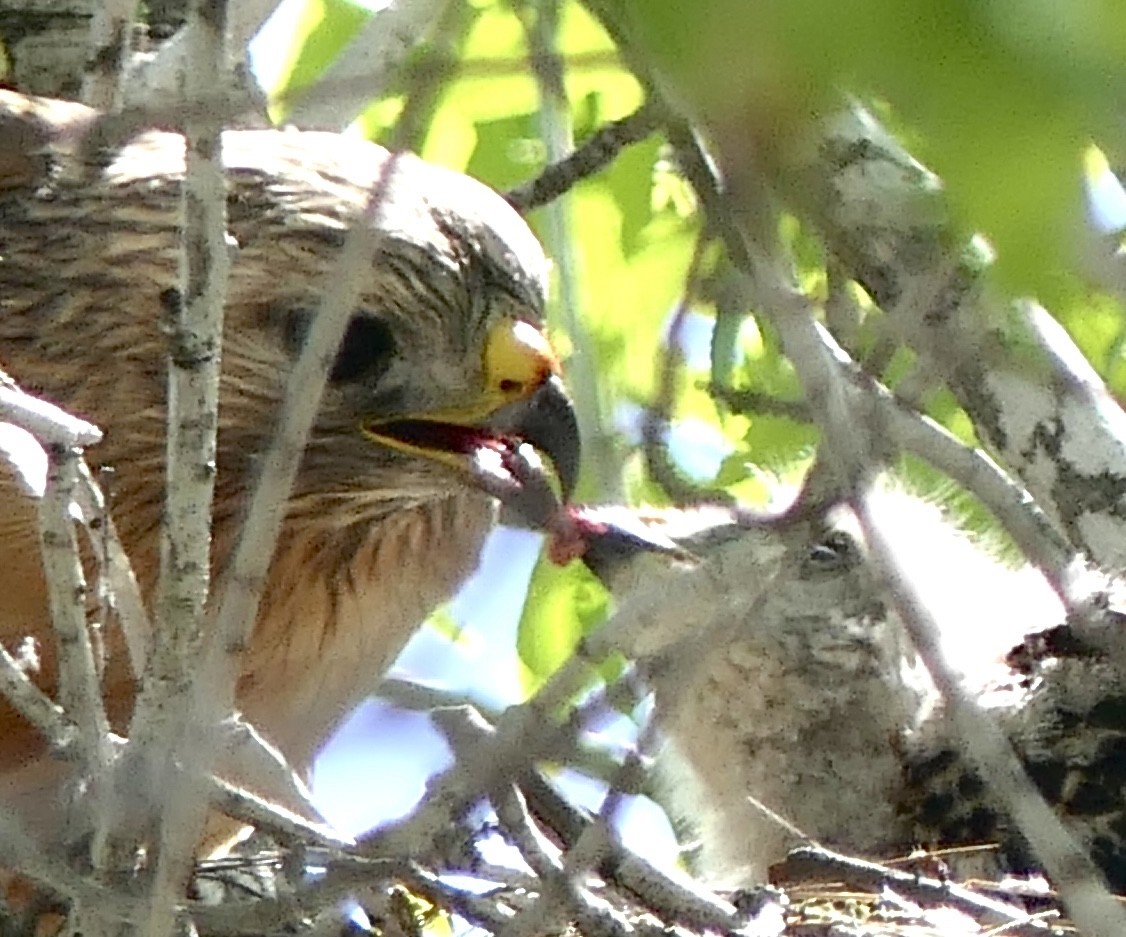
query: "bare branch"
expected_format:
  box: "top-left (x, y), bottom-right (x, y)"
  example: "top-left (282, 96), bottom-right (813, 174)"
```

top-left (122, 0), bottom-right (277, 113)
top-left (74, 461), bottom-right (152, 675)
top-left (665, 116), bottom-right (1079, 609)
top-left (520, 0), bottom-right (620, 500)
top-left (206, 776), bottom-right (349, 851)
top-left (38, 444), bottom-right (113, 808)
top-left (208, 154), bottom-right (407, 675)
top-left (778, 844), bottom-right (1053, 936)
top-left (0, 378), bottom-right (103, 451)
top-left (279, 0), bottom-right (449, 130)
top-left (750, 242), bottom-right (1126, 937)
top-left (0, 642), bottom-right (79, 754)
top-left (115, 3), bottom-right (234, 933)
top-left (709, 384), bottom-right (810, 423)
top-left (81, 0), bottom-right (136, 109)
top-left (783, 105), bottom-right (1126, 569)
top-left (642, 235), bottom-right (734, 505)
top-left (872, 383), bottom-right (1075, 588)
top-left (653, 107), bottom-right (1126, 927)
top-left (519, 772), bottom-right (745, 933)
top-left (386, 0), bottom-right (474, 153)
top-left (506, 102), bottom-right (662, 213)
top-left (855, 485), bottom-right (1126, 937)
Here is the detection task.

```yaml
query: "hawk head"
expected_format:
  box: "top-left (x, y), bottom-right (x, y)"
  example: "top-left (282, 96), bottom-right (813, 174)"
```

top-left (0, 91), bottom-right (582, 788)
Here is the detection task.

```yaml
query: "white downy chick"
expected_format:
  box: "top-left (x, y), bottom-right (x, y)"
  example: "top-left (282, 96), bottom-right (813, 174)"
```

top-left (589, 485), bottom-right (1063, 885)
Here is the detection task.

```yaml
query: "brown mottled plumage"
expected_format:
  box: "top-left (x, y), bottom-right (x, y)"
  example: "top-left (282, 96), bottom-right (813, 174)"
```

top-left (0, 91), bottom-right (578, 849)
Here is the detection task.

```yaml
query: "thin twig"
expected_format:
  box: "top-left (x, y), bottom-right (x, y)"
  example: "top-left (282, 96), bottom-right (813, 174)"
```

top-left (872, 382), bottom-right (1075, 591)
top-left (280, 0), bottom-right (447, 130)
top-left (81, 0), bottom-right (136, 109)
top-left (505, 691), bottom-right (668, 937)
top-left (181, 155), bottom-right (413, 932)
top-left (505, 102), bottom-right (662, 213)
top-left (0, 642), bottom-right (79, 754)
top-left (129, 2), bottom-right (233, 933)
top-left (712, 326), bottom-right (1076, 604)
top-left (824, 258), bottom-right (862, 352)
top-left (205, 776), bottom-right (350, 851)
top-left (0, 379), bottom-right (103, 450)
top-left (207, 154), bottom-right (405, 673)
top-left (518, 0), bottom-right (618, 499)
top-left (770, 254), bottom-right (1126, 937)
top-left (38, 445), bottom-right (113, 811)
top-left (666, 110), bottom-right (1078, 615)
top-left (856, 486), bottom-right (1126, 937)
top-left (74, 461), bottom-right (152, 676)
top-left (661, 98), bottom-right (1126, 934)
top-left (778, 844), bottom-right (1053, 936)
top-left (494, 783), bottom-right (564, 881)
top-left (709, 385), bottom-right (809, 423)
top-left (642, 234), bottom-right (732, 504)
top-left (396, 863), bottom-right (519, 933)
top-left (189, 855), bottom-right (398, 937)
top-left (386, 0), bottom-right (474, 152)
top-left (433, 672), bottom-right (747, 933)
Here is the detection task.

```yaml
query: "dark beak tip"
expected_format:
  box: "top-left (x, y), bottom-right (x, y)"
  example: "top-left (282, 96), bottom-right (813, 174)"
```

top-left (490, 374), bottom-right (581, 500)
top-left (527, 374), bottom-right (581, 500)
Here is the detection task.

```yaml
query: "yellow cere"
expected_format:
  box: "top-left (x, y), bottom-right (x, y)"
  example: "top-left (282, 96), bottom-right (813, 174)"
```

top-left (485, 318), bottom-right (559, 404)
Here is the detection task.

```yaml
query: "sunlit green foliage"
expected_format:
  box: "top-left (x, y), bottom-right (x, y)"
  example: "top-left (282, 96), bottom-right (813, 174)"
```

top-left (267, 0), bottom-right (372, 122)
top-left (610, 0), bottom-right (1126, 299)
top-left (261, 0), bottom-right (1126, 693)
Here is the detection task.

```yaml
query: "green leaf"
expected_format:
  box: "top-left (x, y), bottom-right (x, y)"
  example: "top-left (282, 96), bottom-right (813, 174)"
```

top-left (517, 550), bottom-right (611, 693)
top-left (603, 133), bottom-right (661, 256)
top-left (618, 0), bottom-right (1126, 298)
top-left (423, 606), bottom-right (471, 647)
top-left (739, 415), bottom-right (820, 472)
top-left (466, 112), bottom-right (543, 192)
top-left (265, 0), bottom-right (372, 120)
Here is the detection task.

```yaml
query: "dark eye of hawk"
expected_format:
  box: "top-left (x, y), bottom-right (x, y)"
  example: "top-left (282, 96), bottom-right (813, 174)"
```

top-left (284, 310), bottom-right (398, 385)
top-left (329, 315), bottom-right (398, 384)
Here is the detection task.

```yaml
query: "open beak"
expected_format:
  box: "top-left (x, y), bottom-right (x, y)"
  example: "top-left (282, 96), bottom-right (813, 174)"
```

top-left (361, 318), bottom-right (580, 499)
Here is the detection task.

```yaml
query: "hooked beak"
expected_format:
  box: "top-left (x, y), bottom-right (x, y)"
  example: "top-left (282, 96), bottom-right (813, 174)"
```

top-left (361, 318), bottom-right (580, 500)
top-left (483, 373), bottom-right (580, 499)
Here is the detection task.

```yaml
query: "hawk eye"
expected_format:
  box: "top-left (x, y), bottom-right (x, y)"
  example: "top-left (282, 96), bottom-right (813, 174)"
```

top-left (283, 310), bottom-right (397, 385)
top-left (329, 315), bottom-right (397, 385)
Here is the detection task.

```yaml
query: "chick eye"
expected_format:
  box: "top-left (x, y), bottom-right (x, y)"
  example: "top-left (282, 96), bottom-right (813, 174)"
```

top-left (329, 315), bottom-right (398, 385)
top-left (804, 529), bottom-right (860, 573)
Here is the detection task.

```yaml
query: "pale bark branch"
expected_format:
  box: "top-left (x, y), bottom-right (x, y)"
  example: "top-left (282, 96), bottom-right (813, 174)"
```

top-left (784, 105), bottom-right (1126, 571)
top-left (0, 378), bottom-right (103, 450)
top-left (856, 485), bottom-right (1126, 937)
top-left (121, 0), bottom-right (275, 113)
top-left (38, 444), bottom-right (114, 811)
top-left (0, 642), bottom-right (79, 754)
top-left (521, 0), bottom-right (619, 501)
top-left (81, 0), bottom-right (137, 108)
top-left (110, 3), bottom-right (233, 935)
top-left (74, 461), bottom-right (152, 675)
top-left (280, 0), bottom-right (450, 130)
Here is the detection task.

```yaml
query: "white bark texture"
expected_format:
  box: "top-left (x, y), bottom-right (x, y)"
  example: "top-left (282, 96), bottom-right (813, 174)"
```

top-left (789, 107), bottom-right (1126, 572)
